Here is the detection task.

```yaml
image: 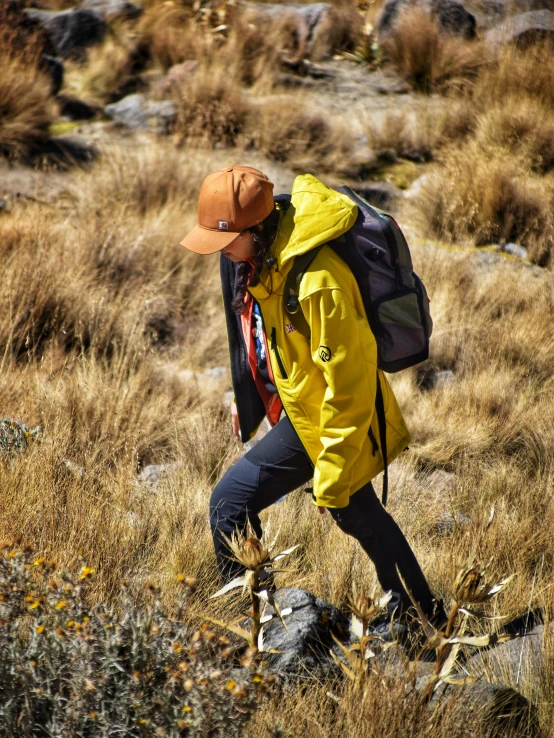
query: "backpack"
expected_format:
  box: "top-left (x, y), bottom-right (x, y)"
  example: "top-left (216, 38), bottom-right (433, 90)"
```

top-left (279, 186), bottom-right (433, 506)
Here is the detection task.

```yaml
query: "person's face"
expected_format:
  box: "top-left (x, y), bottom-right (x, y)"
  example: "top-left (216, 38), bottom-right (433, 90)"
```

top-left (221, 230), bottom-right (255, 262)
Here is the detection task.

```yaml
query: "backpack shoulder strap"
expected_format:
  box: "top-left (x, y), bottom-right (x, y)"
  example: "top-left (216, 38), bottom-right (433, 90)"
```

top-left (283, 246), bottom-right (323, 338)
top-left (375, 370), bottom-right (389, 507)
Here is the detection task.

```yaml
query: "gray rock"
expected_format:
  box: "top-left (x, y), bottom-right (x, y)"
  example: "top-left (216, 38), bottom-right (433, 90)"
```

top-left (0, 419), bottom-right (43, 459)
top-left (104, 94), bottom-right (176, 131)
top-left (469, 622), bottom-right (551, 688)
top-left (431, 509), bottom-right (471, 535)
top-left (503, 242), bottom-right (528, 260)
top-left (137, 462), bottom-right (181, 489)
top-left (238, 2), bottom-right (339, 60)
top-left (80, 0), bottom-right (142, 22)
top-left (378, 0), bottom-right (477, 40)
top-left (39, 54), bottom-right (64, 95)
top-left (417, 367), bottom-right (456, 390)
top-left (24, 8), bottom-right (106, 60)
top-left (425, 469), bottom-right (458, 497)
top-left (259, 588), bottom-right (351, 678)
top-left (486, 9), bottom-right (554, 49)
top-left (432, 0), bottom-right (477, 37)
top-left (421, 680), bottom-right (539, 737)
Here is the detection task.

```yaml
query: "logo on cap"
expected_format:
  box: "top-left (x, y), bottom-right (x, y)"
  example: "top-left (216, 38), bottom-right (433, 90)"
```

top-left (218, 221), bottom-right (229, 231)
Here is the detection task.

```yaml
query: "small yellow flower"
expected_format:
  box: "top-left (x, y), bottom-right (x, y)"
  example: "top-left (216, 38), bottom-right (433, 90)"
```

top-left (172, 643), bottom-right (183, 653)
top-left (24, 596), bottom-right (34, 603)
top-left (80, 566), bottom-right (95, 580)
top-left (182, 706), bottom-right (192, 713)
top-left (226, 680), bottom-right (237, 691)
top-left (252, 674), bottom-right (264, 684)
top-left (56, 628), bottom-right (64, 637)
top-left (89, 712), bottom-right (97, 720)
top-left (54, 601), bottom-right (67, 610)
top-left (83, 616), bottom-right (90, 623)
top-left (33, 557), bottom-right (45, 566)
top-left (28, 600), bottom-right (41, 610)
top-left (176, 573), bottom-right (185, 582)
top-left (66, 620), bottom-right (75, 628)
top-left (36, 625), bottom-right (45, 634)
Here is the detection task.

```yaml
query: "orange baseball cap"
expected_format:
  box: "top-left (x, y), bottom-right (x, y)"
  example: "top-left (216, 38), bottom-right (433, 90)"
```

top-left (180, 165), bottom-right (275, 254)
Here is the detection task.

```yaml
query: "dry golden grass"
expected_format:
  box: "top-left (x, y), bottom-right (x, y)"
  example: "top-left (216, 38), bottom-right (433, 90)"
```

top-left (2, 4), bottom-right (554, 734)
top-left (382, 6), bottom-right (486, 93)
top-left (0, 47), bottom-right (56, 159)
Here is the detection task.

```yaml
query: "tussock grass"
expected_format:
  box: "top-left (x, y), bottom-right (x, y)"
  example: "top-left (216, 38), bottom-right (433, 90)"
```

top-left (382, 6), bottom-right (486, 93)
top-left (0, 47), bottom-right (55, 159)
top-left (171, 68), bottom-right (250, 149)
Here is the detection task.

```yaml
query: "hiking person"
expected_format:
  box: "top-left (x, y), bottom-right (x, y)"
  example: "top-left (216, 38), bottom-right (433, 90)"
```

top-left (180, 165), bottom-right (443, 634)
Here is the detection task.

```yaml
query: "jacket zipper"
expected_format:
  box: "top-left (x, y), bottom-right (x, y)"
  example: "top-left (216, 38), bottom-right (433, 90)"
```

top-left (270, 327), bottom-right (288, 380)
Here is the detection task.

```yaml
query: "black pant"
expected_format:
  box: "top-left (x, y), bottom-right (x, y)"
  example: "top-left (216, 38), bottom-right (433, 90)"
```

top-left (210, 416), bottom-right (436, 619)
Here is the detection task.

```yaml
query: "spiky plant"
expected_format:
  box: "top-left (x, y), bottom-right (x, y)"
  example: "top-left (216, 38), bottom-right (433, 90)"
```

top-left (399, 561), bottom-right (519, 700)
top-left (330, 587), bottom-right (393, 684)
top-left (208, 525), bottom-right (299, 653)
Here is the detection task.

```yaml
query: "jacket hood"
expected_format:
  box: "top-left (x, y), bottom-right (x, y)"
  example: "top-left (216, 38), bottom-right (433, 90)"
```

top-left (273, 174), bottom-right (358, 269)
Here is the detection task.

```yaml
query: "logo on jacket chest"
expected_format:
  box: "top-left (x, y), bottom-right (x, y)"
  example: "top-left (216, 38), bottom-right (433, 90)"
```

top-left (284, 322), bottom-right (297, 335)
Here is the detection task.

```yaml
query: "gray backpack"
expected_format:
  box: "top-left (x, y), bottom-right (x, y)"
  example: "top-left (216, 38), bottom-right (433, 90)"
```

top-left (280, 186), bottom-right (433, 505)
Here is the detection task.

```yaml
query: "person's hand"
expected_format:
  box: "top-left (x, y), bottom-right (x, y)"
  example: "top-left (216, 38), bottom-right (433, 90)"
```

top-left (231, 401), bottom-right (240, 437)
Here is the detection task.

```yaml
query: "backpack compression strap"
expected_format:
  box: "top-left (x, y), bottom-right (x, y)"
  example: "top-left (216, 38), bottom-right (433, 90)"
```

top-left (375, 370), bottom-right (389, 507)
top-left (283, 246), bottom-right (323, 338)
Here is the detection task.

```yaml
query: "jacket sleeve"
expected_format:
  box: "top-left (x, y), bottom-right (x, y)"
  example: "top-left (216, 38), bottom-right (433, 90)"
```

top-left (302, 286), bottom-right (377, 508)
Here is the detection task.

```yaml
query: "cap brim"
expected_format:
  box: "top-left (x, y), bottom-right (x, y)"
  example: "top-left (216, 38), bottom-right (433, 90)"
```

top-left (180, 224), bottom-right (240, 255)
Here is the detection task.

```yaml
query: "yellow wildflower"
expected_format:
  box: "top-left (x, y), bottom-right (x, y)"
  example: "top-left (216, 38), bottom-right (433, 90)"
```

top-left (66, 620), bottom-right (75, 628)
top-left (172, 643), bottom-right (183, 653)
top-left (252, 674), bottom-right (264, 684)
top-left (54, 601), bottom-right (67, 610)
top-left (176, 573), bottom-right (185, 582)
top-left (28, 600), bottom-right (41, 610)
top-left (33, 558), bottom-right (45, 566)
top-left (80, 566), bottom-right (95, 580)
top-left (182, 706), bottom-right (192, 713)
top-left (36, 626), bottom-right (45, 634)
top-left (226, 680), bottom-right (236, 691)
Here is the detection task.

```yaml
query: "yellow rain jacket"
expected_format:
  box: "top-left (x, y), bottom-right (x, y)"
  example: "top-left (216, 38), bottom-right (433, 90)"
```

top-left (229, 174), bottom-right (411, 509)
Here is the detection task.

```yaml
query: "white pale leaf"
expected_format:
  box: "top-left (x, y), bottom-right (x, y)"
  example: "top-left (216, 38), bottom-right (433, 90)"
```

top-left (378, 591), bottom-right (393, 610)
top-left (281, 607), bottom-right (292, 617)
top-left (438, 643), bottom-right (462, 680)
top-left (257, 626), bottom-right (265, 652)
top-left (485, 575), bottom-right (515, 599)
top-left (351, 615), bottom-right (364, 638)
top-left (364, 648), bottom-right (376, 660)
top-left (486, 505), bottom-right (495, 528)
top-left (211, 575), bottom-right (249, 598)
top-left (260, 614), bottom-right (273, 624)
top-left (459, 607), bottom-right (507, 620)
top-left (272, 544), bottom-right (301, 562)
top-left (256, 589), bottom-right (269, 601)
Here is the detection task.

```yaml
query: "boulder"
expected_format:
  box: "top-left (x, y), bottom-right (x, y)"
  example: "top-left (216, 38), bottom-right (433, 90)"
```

top-left (485, 9), bottom-right (554, 48)
top-left (24, 8), bottom-right (106, 60)
top-left (39, 54), bottom-right (64, 95)
top-left (236, 2), bottom-right (341, 60)
top-left (469, 620), bottom-right (551, 688)
top-left (80, 0), bottom-right (142, 22)
top-left (423, 680), bottom-right (539, 737)
top-left (378, 0), bottom-right (477, 40)
top-left (136, 462), bottom-right (182, 491)
top-left (259, 588), bottom-right (352, 678)
top-left (104, 94), bottom-right (176, 132)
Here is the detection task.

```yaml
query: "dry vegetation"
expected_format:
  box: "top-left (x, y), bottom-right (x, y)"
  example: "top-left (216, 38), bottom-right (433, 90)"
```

top-left (1, 0), bottom-right (554, 734)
